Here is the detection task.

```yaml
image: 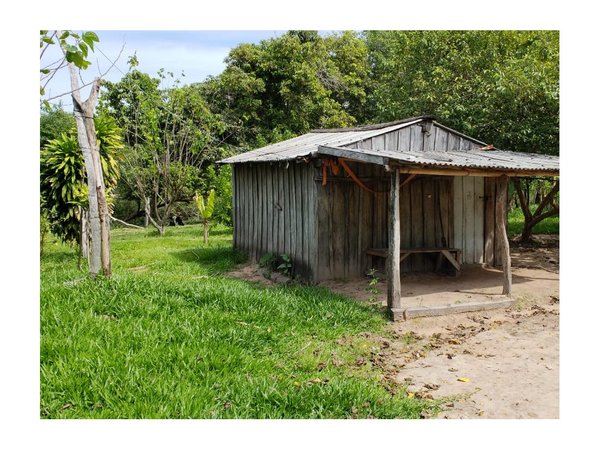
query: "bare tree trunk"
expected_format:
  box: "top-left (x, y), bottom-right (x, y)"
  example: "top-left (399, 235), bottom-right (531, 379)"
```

top-left (144, 196), bottom-right (150, 228)
top-left (80, 208), bottom-right (89, 270)
top-left (203, 221), bottom-right (209, 244)
top-left (67, 64), bottom-right (111, 277)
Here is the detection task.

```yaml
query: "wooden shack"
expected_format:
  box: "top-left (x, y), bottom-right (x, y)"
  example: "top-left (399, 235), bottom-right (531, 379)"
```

top-left (220, 116), bottom-right (559, 319)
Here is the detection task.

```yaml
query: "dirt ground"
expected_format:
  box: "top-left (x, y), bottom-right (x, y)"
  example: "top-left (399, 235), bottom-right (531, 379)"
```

top-left (228, 235), bottom-right (559, 419)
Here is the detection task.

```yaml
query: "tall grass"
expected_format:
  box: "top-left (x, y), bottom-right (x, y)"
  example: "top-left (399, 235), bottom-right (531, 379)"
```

top-left (41, 225), bottom-right (434, 419)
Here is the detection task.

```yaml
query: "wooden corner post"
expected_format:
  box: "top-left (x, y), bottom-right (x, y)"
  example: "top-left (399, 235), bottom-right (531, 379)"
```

top-left (387, 168), bottom-right (402, 319)
top-left (495, 175), bottom-right (512, 296)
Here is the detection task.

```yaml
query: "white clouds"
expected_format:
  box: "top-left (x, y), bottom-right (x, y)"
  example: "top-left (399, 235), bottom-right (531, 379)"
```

top-left (40, 30), bottom-right (285, 107)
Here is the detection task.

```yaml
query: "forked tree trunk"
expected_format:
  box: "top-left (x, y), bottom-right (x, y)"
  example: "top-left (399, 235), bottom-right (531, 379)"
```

top-left (67, 63), bottom-right (111, 277)
top-left (513, 178), bottom-right (559, 243)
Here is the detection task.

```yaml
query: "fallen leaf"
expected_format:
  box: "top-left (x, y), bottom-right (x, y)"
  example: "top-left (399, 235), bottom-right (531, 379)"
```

top-left (457, 377), bottom-right (470, 383)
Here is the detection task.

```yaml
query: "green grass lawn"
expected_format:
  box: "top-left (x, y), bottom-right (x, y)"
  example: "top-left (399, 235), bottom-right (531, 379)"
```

top-left (41, 224), bottom-right (435, 419)
top-left (507, 207), bottom-right (559, 238)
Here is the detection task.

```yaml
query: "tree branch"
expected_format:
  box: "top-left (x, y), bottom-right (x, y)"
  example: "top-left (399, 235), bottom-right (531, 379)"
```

top-left (110, 215), bottom-right (143, 229)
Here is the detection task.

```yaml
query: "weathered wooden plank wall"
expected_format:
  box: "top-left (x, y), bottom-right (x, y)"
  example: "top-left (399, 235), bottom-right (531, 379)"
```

top-left (314, 162), bottom-right (455, 280)
top-left (453, 176), bottom-right (485, 264)
top-left (358, 123), bottom-right (481, 152)
top-left (233, 162), bottom-right (317, 280)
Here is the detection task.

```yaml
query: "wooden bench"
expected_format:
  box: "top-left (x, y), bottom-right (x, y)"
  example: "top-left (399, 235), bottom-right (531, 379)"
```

top-left (366, 247), bottom-right (462, 275)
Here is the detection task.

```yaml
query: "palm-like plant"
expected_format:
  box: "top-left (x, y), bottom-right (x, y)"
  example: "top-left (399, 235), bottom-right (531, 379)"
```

top-left (194, 189), bottom-right (216, 244)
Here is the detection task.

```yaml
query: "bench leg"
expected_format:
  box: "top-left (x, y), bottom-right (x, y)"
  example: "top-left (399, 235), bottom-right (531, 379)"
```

top-left (441, 250), bottom-right (461, 275)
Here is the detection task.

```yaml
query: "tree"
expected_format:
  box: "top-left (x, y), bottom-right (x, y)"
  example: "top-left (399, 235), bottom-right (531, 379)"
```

top-left (513, 177), bottom-right (559, 243)
top-left (40, 104), bottom-right (75, 148)
top-left (41, 29), bottom-right (115, 277)
top-left (194, 189), bottom-right (216, 244)
top-left (364, 30), bottom-right (559, 156)
top-left (40, 116), bottom-right (121, 259)
top-left (100, 64), bottom-right (229, 235)
top-left (201, 31), bottom-right (370, 148)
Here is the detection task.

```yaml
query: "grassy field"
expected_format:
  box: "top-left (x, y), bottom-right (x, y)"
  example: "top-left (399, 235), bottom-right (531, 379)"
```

top-left (507, 207), bottom-right (559, 237)
top-left (40, 225), bottom-right (436, 419)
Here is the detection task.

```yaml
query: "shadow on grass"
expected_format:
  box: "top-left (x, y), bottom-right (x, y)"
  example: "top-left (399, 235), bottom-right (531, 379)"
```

top-left (173, 246), bottom-right (247, 274)
top-left (41, 249), bottom-right (77, 266)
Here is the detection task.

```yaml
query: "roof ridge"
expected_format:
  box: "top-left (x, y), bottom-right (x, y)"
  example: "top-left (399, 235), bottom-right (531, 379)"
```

top-left (310, 115), bottom-right (436, 133)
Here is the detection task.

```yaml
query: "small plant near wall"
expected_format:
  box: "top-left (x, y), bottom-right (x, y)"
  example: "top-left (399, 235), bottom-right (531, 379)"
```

top-left (366, 268), bottom-right (380, 304)
top-left (259, 253), bottom-right (293, 279)
top-left (277, 254), bottom-right (292, 276)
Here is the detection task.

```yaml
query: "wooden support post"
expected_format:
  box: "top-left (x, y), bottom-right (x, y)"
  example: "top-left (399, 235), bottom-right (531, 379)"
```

top-left (387, 168), bottom-right (402, 318)
top-left (495, 175), bottom-right (512, 296)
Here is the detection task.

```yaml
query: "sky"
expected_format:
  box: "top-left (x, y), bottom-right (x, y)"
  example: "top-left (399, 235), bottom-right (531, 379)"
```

top-left (40, 30), bottom-right (289, 108)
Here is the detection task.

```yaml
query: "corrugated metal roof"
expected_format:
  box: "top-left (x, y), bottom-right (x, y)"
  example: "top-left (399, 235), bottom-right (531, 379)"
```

top-left (318, 145), bottom-right (559, 173)
top-left (219, 118), bottom-right (423, 163)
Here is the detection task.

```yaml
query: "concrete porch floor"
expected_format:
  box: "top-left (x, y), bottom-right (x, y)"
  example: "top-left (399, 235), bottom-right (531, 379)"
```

top-left (319, 263), bottom-right (559, 319)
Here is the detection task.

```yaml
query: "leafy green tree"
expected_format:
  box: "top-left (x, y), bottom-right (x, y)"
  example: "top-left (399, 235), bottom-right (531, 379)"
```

top-left (40, 115), bottom-right (122, 250)
top-left (364, 30), bottom-right (559, 155)
top-left (100, 64), bottom-right (229, 235)
top-left (40, 105), bottom-right (76, 148)
top-left (202, 31), bottom-right (370, 148)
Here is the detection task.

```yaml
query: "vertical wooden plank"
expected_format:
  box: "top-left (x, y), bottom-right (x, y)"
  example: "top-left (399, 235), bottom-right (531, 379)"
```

top-left (447, 177), bottom-right (454, 249)
top-left (463, 176), bottom-right (475, 264)
top-left (277, 164), bottom-right (285, 255)
top-left (244, 165), bottom-right (252, 259)
top-left (254, 163), bottom-right (264, 260)
top-left (283, 163), bottom-right (294, 256)
top-left (231, 166), bottom-right (237, 248)
top-left (483, 177), bottom-right (496, 266)
top-left (447, 133), bottom-right (459, 151)
top-left (301, 163), bottom-right (309, 277)
top-left (306, 163), bottom-right (317, 282)
top-left (385, 131), bottom-right (399, 153)
top-left (346, 166), bottom-right (358, 277)
top-left (398, 128), bottom-right (411, 151)
top-left (236, 165), bottom-right (243, 253)
top-left (410, 125), bottom-right (423, 152)
top-left (360, 164), bottom-right (374, 273)
top-left (297, 162), bottom-right (306, 276)
top-left (422, 177), bottom-right (435, 271)
top-left (410, 178), bottom-right (424, 271)
top-left (372, 135), bottom-right (385, 150)
top-left (400, 174), bottom-right (412, 272)
top-left (240, 165), bottom-right (247, 255)
top-left (435, 128), bottom-right (448, 152)
top-left (437, 178), bottom-right (450, 248)
top-left (473, 176), bottom-right (485, 264)
top-left (423, 125), bottom-right (435, 152)
top-left (316, 171), bottom-right (331, 281)
top-left (288, 164), bottom-right (296, 267)
top-left (494, 178), bottom-right (504, 267)
top-left (387, 168), bottom-right (402, 315)
top-left (495, 175), bottom-right (512, 296)
top-left (453, 176), bottom-right (464, 259)
top-left (247, 165), bottom-right (254, 260)
top-left (252, 165), bottom-right (260, 261)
